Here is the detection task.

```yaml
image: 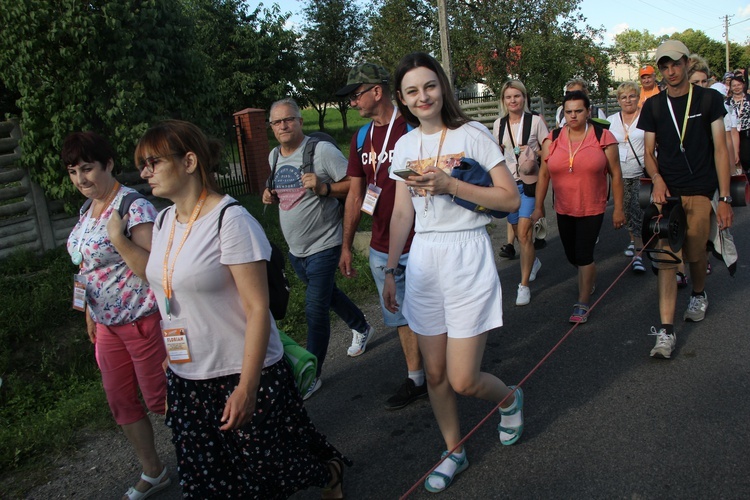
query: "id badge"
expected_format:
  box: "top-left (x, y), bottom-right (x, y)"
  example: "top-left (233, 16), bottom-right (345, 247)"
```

top-left (618, 144), bottom-right (629, 162)
top-left (72, 274), bottom-right (86, 312)
top-left (361, 184), bottom-right (382, 215)
top-left (160, 317), bottom-right (192, 364)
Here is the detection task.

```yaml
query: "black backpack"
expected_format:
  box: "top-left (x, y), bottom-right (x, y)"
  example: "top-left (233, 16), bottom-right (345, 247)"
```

top-left (156, 201), bottom-right (291, 321)
top-left (551, 119), bottom-right (606, 142)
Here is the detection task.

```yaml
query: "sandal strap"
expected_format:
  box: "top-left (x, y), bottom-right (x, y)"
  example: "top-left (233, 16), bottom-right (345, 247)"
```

top-left (140, 467), bottom-right (168, 487)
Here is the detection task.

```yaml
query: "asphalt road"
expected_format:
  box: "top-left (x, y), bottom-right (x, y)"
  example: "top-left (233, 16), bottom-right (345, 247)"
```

top-left (290, 198), bottom-right (750, 499)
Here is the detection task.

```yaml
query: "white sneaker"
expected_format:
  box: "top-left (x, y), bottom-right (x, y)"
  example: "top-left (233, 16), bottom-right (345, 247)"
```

top-left (347, 324), bottom-right (375, 357)
top-left (529, 258), bottom-right (542, 282)
top-left (683, 293), bottom-right (708, 322)
top-left (649, 327), bottom-right (676, 359)
top-left (516, 284), bottom-right (531, 306)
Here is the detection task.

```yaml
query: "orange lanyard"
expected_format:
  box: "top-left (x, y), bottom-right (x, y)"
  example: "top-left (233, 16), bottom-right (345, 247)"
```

top-left (567, 123), bottom-right (589, 173)
top-left (161, 189), bottom-right (207, 317)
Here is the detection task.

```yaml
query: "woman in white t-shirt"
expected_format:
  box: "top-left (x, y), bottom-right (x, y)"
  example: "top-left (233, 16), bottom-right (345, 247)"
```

top-left (607, 81), bottom-right (646, 273)
top-left (138, 120), bottom-right (348, 499)
top-left (492, 80), bottom-right (549, 305)
top-left (383, 52), bottom-right (523, 494)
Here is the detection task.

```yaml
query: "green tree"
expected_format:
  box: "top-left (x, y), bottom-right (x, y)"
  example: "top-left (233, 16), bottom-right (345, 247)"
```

top-left (611, 29), bottom-right (665, 66)
top-left (449, 0), bottom-right (611, 101)
top-left (182, 0), bottom-right (300, 113)
top-left (364, 0), bottom-right (437, 75)
top-left (0, 0), bottom-right (218, 200)
top-left (300, 0), bottom-right (363, 131)
top-left (671, 29), bottom-right (750, 75)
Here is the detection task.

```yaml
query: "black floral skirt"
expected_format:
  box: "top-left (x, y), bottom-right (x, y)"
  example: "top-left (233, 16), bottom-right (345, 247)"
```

top-left (166, 360), bottom-right (350, 499)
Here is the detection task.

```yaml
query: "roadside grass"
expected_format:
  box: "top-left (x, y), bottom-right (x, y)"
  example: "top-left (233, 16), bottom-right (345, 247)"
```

top-left (0, 190), bottom-right (376, 479)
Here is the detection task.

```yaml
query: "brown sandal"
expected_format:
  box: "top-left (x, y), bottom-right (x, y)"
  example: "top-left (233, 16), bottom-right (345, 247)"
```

top-left (321, 457), bottom-right (344, 500)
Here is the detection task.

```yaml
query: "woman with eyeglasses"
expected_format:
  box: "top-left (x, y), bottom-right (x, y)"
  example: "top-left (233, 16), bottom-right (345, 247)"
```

top-left (137, 119), bottom-right (349, 498)
top-left (63, 131), bottom-right (171, 500)
top-left (607, 82), bottom-right (646, 273)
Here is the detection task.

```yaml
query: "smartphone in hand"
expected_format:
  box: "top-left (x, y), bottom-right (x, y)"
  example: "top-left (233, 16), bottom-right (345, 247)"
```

top-left (393, 167), bottom-right (420, 179)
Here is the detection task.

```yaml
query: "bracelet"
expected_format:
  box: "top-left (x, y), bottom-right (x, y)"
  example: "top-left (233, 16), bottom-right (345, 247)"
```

top-left (452, 178), bottom-right (459, 201)
top-left (651, 172), bottom-right (661, 181)
top-left (320, 183), bottom-right (331, 197)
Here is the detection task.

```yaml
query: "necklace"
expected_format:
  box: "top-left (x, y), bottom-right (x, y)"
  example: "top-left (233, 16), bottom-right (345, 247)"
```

top-left (417, 127), bottom-right (447, 217)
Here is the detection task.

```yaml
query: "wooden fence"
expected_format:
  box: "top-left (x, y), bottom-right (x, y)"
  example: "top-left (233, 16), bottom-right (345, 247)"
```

top-left (0, 121), bottom-right (166, 260)
top-left (0, 115), bottom-right (267, 260)
top-left (461, 96), bottom-right (622, 131)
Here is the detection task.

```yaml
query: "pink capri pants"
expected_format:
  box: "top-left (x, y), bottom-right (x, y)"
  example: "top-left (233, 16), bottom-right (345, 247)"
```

top-left (95, 311), bottom-right (167, 425)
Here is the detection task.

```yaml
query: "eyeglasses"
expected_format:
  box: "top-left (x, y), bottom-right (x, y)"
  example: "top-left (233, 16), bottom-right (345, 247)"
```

top-left (138, 153), bottom-right (180, 174)
top-left (269, 116), bottom-right (299, 128)
top-left (619, 94), bottom-right (638, 101)
top-left (349, 86), bottom-right (376, 103)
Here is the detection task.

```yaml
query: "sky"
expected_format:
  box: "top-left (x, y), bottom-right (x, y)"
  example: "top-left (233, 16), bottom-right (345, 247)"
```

top-left (266, 0), bottom-right (750, 46)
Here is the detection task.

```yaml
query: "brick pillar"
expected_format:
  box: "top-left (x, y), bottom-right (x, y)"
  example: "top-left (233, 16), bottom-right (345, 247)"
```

top-left (233, 108), bottom-right (270, 195)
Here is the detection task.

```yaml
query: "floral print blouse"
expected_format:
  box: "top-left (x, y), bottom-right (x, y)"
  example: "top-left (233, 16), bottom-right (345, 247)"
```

top-left (67, 186), bottom-right (159, 325)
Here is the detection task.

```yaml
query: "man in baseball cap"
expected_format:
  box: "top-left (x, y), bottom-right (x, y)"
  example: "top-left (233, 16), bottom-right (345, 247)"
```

top-left (638, 65), bottom-right (660, 108)
top-left (636, 39), bottom-right (733, 359)
top-left (337, 62), bottom-right (427, 410)
top-left (335, 62), bottom-right (390, 97)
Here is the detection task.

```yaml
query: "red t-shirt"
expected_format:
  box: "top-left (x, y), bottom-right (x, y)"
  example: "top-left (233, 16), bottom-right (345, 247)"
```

top-left (544, 126), bottom-right (617, 217)
top-left (347, 115), bottom-right (414, 253)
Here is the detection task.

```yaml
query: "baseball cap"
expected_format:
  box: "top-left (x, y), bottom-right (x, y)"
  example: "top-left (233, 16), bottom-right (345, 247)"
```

top-left (655, 40), bottom-right (690, 64)
top-left (723, 72), bottom-right (735, 80)
top-left (335, 63), bottom-right (390, 97)
top-left (710, 82), bottom-right (728, 96)
top-left (639, 65), bottom-right (655, 77)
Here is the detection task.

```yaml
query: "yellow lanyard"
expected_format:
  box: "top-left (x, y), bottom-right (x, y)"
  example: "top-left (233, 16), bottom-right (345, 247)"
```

top-left (567, 123), bottom-right (589, 173)
top-left (666, 84), bottom-right (694, 152)
top-left (162, 189), bottom-right (208, 317)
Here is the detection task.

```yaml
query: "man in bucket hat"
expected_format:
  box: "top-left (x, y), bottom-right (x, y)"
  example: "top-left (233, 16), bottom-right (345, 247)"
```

top-left (336, 63), bottom-right (427, 410)
top-left (637, 39), bottom-right (734, 359)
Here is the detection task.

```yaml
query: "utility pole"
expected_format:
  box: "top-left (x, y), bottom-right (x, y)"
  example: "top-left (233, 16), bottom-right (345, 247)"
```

top-left (437, 0), bottom-right (453, 90)
top-left (724, 14), bottom-right (734, 72)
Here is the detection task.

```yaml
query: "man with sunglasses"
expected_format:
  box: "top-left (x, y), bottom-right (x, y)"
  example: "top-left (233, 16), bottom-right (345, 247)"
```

top-left (334, 63), bottom-right (427, 410)
top-left (262, 98), bottom-right (374, 400)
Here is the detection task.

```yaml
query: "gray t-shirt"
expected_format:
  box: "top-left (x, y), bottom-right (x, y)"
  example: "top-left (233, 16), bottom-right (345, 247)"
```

top-left (269, 136), bottom-right (348, 257)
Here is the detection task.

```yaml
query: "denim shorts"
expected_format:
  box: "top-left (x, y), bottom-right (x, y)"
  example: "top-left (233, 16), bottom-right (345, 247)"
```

top-left (507, 182), bottom-right (536, 225)
top-left (369, 248), bottom-right (409, 327)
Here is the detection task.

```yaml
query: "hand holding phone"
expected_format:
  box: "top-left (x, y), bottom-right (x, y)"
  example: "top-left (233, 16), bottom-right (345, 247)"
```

top-left (393, 167), bottom-right (420, 179)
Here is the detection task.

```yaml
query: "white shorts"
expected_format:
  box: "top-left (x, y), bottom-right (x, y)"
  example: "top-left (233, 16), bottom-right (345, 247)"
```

top-left (403, 228), bottom-right (503, 338)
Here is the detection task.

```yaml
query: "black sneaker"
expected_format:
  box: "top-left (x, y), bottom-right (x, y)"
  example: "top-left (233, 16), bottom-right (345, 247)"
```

top-left (534, 238), bottom-right (547, 250)
top-left (499, 244), bottom-right (516, 259)
top-left (384, 378), bottom-right (428, 410)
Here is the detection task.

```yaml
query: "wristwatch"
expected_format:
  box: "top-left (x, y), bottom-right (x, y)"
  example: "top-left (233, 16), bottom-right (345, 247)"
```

top-left (384, 267), bottom-right (403, 276)
top-left (719, 196), bottom-right (733, 204)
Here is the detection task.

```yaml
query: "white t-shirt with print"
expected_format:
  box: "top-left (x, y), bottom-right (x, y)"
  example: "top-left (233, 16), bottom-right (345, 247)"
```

top-left (390, 122), bottom-right (505, 233)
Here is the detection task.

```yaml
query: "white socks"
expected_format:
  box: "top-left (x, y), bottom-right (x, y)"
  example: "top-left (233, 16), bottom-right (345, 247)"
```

top-left (426, 449), bottom-right (466, 491)
top-left (408, 369), bottom-right (425, 387)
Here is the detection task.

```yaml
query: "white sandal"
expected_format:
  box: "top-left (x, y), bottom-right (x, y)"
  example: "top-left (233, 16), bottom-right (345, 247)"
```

top-left (124, 467), bottom-right (171, 500)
